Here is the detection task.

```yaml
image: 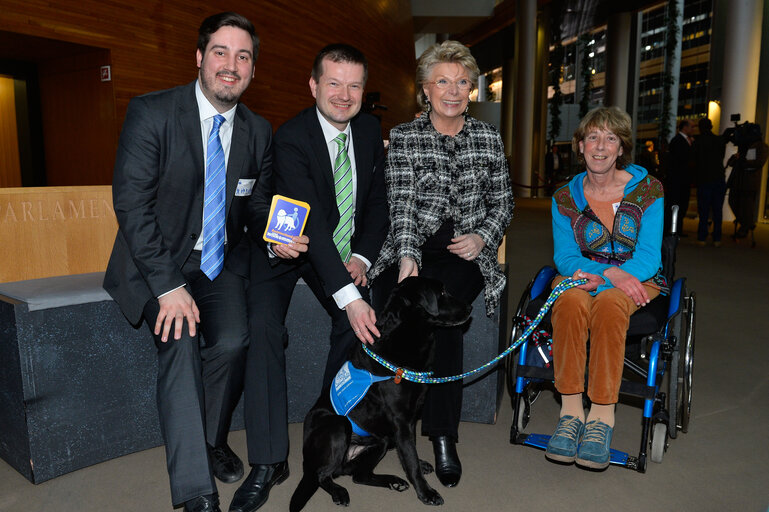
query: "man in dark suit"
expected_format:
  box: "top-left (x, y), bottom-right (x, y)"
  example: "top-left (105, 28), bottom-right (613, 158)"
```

top-left (229, 44), bottom-right (388, 512)
top-left (665, 119), bottom-right (694, 234)
top-left (103, 13), bottom-right (306, 512)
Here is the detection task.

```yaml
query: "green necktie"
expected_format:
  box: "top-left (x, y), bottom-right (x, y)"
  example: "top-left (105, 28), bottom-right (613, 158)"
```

top-left (332, 133), bottom-right (353, 262)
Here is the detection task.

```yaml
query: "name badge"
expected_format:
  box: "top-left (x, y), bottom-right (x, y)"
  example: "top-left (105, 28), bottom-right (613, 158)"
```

top-left (235, 179), bottom-right (256, 196)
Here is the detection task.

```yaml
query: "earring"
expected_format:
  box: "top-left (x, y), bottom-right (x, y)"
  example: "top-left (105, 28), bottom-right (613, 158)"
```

top-left (425, 99), bottom-right (432, 114)
top-left (464, 104), bottom-right (469, 115)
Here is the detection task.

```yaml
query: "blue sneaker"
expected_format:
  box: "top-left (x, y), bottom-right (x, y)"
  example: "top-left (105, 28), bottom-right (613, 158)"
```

top-left (576, 420), bottom-right (613, 469)
top-left (545, 415), bottom-right (585, 463)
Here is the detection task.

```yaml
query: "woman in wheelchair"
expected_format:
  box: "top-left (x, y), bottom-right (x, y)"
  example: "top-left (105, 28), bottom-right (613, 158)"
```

top-left (545, 106), bottom-right (667, 469)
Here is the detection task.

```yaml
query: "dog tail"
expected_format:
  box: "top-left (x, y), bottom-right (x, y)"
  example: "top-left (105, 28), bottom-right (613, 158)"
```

top-left (289, 474), bottom-right (319, 512)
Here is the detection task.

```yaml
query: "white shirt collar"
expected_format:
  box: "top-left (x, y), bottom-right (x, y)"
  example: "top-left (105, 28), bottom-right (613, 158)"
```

top-left (195, 79), bottom-right (237, 124)
top-left (315, 107), bottom-right (351, 146)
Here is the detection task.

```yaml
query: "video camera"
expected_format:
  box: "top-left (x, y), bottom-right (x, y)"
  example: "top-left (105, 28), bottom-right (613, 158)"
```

top-left (723, 113), bottom-right (762, 151)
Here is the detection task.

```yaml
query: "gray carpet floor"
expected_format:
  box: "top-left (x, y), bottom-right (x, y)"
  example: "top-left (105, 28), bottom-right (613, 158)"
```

top-left (2, 199), bottom-right (767, 512)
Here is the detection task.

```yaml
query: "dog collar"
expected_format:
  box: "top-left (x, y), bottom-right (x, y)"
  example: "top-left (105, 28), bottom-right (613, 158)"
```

top-left (329, 361), bottom-right (392, 437)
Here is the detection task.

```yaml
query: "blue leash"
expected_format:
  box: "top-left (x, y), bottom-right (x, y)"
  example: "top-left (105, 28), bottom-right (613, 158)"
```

top-left (362, 277), bottom-right (586, 384)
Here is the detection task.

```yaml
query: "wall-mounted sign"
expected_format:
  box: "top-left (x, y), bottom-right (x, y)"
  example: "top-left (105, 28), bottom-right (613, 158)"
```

top-left (100, 65), bottom-right (111, 82)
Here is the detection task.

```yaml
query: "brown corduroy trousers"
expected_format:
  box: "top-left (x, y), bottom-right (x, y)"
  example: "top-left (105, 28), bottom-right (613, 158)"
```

top-left (550, 281), bottom-right (660, 404)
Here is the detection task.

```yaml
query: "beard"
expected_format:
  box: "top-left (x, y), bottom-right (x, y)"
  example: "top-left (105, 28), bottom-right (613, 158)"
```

top-left (199, 68), bottom-right (248, 109)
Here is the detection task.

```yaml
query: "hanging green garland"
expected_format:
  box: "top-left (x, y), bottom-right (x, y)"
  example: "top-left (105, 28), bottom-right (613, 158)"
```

top-left (548, 1), bottom-right (565, 144)
top-left (579, 33), bottom-right (592, 118)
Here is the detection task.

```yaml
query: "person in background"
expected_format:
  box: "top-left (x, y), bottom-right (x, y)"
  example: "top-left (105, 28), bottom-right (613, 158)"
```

top-left (726, 122), bottom-right (769, 241)
top-left (665, 120), bottom-right (694, 235)
top-left (546, 106), bottom-right (666, 470)
top-left (692, 118), bottom-right (727, 246)
top-left (369, 40), bottom-right (513, 488)
top-left (638, 139), bottom-right (660, 180)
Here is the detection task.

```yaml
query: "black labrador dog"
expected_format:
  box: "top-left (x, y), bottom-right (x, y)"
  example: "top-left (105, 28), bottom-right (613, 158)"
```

top-left (289, 276), bottom-right (472, 511)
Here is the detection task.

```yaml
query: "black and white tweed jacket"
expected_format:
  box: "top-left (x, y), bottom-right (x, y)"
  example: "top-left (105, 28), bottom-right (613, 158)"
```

top-left (369, 114), bottom-right (514, 315)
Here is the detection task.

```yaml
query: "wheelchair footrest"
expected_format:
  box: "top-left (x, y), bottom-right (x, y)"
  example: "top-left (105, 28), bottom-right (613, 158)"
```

top-left (513, 432), bottom-right (639, 469)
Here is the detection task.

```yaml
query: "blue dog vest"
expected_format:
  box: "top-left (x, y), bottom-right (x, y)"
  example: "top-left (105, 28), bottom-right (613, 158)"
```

top-left (330, 361), bottom-right (392, 436)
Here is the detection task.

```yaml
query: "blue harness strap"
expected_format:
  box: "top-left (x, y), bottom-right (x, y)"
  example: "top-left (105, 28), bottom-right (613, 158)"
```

top-left (330, 361), bottom-right (392, 437)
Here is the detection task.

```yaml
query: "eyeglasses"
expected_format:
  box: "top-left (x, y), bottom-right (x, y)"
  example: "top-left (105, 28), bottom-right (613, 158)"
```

top-left (427, 78), bottom-right (473, 91)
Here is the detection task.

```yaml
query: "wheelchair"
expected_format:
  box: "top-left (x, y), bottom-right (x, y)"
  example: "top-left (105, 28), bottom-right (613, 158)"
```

top-left (507, 206), bottom-right (696, 472)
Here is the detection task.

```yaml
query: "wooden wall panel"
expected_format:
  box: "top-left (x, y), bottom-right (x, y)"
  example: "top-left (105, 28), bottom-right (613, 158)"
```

top-left (38, 49), bottom-right (117, 186)
top-left (0, 0), bottom-right (417, 185)
top-left (0, 186), bottom-right (117, 282)
top-left (0, 76), bottom-right (22, 187)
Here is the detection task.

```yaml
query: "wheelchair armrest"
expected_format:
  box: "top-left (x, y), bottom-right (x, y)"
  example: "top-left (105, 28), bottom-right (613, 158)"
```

top-left (530, 266), bottom-right (558, 300)
top-left (666, 278), bottom-right (685, 320)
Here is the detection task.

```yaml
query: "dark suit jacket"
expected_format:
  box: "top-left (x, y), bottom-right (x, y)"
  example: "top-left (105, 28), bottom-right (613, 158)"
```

top-left (666, 132), bottom-right (693, 187)
top-left (250, 107), bottom-right (388, 297)
top-left (104, 81), bottom-right (274, 325)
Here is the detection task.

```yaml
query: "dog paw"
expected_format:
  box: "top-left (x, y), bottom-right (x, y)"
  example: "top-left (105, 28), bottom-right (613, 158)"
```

top-left (417, 487), bottom-right (444, 506)
top-left (419, 459), bottom-right (434, 475)
top-left (388, 477), bottom-right (409, 492)
top-left (330, 488), bottom-right (350, 507)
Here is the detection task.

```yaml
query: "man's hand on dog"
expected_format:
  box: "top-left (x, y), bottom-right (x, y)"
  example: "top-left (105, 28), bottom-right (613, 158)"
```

top-left (272, 235), bottom-right (309, 259)
top-left (398, 257), bottom-right (419, 282)
top-left (345, 256), bottom-right (368, 286)
top-left (346, 299), bottom-right (380, 344)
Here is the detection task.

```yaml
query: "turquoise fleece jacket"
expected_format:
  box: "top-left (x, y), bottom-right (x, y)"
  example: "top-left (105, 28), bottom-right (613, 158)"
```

top-left (551, 164), bottom-right (664, 295)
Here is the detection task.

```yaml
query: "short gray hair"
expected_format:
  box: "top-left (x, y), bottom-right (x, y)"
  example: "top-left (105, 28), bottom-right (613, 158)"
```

top-left (415, 40), bottom-right (480, 110)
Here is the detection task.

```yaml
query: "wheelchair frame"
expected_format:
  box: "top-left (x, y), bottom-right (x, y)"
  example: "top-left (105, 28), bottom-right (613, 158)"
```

top-left (507, 216), bottom-right (695, 472)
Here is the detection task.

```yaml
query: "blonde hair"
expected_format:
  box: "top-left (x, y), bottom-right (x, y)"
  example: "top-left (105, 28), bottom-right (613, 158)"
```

top-left (415, 40), bottom-right (480, 110)
top-left (572, 106), bottom-right (633, 169)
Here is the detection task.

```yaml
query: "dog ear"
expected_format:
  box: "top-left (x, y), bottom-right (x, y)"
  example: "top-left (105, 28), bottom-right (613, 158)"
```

top-left (415, 289), bottom-right (441, 318)
top-left (376, 294), bottom-right (407, 338)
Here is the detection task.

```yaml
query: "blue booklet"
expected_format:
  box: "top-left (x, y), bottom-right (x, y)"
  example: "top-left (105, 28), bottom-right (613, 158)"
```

top-left (263, 195), bottom-right (310, 245)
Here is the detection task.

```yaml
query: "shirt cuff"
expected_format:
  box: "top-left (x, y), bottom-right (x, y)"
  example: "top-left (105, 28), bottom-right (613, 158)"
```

top-left (351, 253), bottom-right (372, 270)
top-left (158, 284), bottom-right (186, 298)
top-left (332, 283), bottom-right (362, 310)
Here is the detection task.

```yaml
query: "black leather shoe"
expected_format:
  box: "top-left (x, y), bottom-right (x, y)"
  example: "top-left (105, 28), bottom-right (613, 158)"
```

top-left (432, 436), bottom-right (461, 488)
top-left (228, 462), bottom-right (289, 512)
top-left (184, 494), bottom-right (221, 512)
top-left (208, 443), bottom-right (244, 484)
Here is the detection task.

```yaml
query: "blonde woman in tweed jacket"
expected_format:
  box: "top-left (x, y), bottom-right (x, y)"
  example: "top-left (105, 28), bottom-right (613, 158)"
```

top-left (369, 40), bottom-right (513, 489)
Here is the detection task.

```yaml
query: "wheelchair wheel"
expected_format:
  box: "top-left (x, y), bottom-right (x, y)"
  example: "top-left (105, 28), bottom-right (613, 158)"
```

top-left (666, 315), bottom-right (682, 439)
top-left (506, 284), bottom-right (533, 398)
top-left (650, 422), bottom-right (668, 463)
top-left (516, 396), bottom-right (530, 432)
top-left (679, 291), bottom-right (696, 433)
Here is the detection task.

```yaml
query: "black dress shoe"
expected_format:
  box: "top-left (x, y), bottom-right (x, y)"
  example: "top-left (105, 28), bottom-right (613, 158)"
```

top-left (432, 436), bottom-right (462, 488)
top-left (229, 462), bottom-right (289, 512)
top-left (208, 443), bottom-right (244, 484)
top-left (184, 494), bottom-right (221, 512)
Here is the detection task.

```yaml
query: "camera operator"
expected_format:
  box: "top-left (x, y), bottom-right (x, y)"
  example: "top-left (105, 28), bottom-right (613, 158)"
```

top-left (725, 121), bottom-right (768, 240)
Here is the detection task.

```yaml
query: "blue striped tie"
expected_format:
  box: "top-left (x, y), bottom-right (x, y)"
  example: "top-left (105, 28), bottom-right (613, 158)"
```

top-left (332, 133), bottom-right (353, 262)
top-left (201, 114), bottom-right (226, 280)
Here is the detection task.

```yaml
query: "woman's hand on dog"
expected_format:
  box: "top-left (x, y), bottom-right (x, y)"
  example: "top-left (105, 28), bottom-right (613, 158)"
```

top-left (272, 235), bottom-right (309, 259)
top-left (447, 233), bottom-right (485, 261)
top-left (398, 257), bottom-right (419, 282)
top-left (345, 299), bottom-right (380, 344)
